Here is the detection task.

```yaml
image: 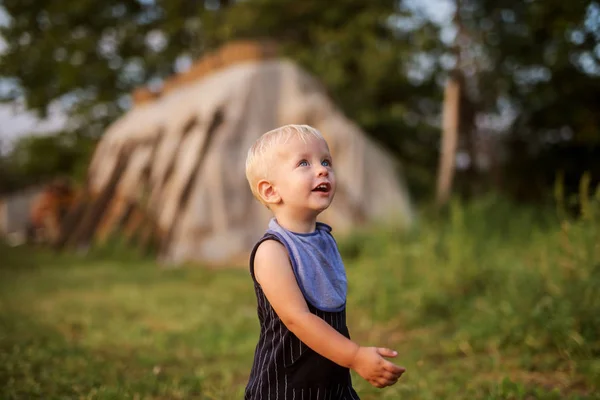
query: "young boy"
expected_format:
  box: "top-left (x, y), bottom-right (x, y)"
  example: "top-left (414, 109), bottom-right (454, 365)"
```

top-left (244, 124), bottom-right (405, 399)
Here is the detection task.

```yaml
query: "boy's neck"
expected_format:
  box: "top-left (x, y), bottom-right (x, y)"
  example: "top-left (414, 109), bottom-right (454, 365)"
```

top-left (272, 211), bottom-right (319, 234)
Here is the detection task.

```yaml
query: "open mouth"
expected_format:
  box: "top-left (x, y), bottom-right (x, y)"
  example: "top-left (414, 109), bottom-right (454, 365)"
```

top-left (312, 183), bottom-right (331, 193)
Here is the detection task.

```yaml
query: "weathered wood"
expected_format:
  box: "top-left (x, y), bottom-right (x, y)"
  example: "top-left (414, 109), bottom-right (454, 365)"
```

top-left (79, 53), bottom-right (413, 265)
top-left (97, 144), bottom-right (154, 240)
top-left (147, 40), bottom-right (279, 101)
top-left (55, 192), bottom-right (89, 249)
top-left (122, 205), bottom-right (146, 242)
top-left (436, 0), bottom-right (465, 208)
top-left (132, 87), bottom-right (160, 106)
top-left (158, 109), bottom-right (224, 260)
top-left (65, 148), bottom-right (132, 250)
top-left (436, 75), bottom-right (461, 208)
top-left (96, 196), bottom-right (129, 245)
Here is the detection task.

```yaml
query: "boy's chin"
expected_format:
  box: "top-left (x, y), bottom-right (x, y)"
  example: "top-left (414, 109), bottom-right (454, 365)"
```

top-left (312, 201), bottom-right (333, 213)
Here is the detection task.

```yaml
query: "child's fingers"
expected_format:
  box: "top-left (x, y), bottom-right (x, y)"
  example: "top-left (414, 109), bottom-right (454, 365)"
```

top-left (383, 360), bottom-right (406, 375)
top-left (382, 370), bottom-right (401, 382)
top-left (373, 375), bottom-right (399, 388)
top-left (370, 366), bottom-right (402, 387)
top-left (393, 367), bottom-right (406, 379)
top-left (376, 347), bottom-right (398, 358)
top-left (386, 368), bottom-right (405, 381)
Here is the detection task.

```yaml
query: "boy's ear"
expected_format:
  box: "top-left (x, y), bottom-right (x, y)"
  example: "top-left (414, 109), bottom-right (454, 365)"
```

top-left (257, 179), bottom-right (281, 205)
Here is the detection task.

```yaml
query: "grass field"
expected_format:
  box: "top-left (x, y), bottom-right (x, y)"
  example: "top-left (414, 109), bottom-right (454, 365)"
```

top-left (1, 196), bottom-right (599, 399)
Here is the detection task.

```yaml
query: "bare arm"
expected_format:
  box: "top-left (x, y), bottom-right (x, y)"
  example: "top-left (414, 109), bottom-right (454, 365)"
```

top-left (254, 240), bottom-right (405, 388)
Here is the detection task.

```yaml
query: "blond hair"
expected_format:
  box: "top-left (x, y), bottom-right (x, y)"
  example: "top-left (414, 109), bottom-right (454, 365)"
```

top-left (245, 124), bottom-right (324, 205)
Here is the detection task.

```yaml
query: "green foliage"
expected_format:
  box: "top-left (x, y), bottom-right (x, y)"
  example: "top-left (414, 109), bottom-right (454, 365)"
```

top-left (461, 0), bottom-right (600, 143)
top-left (455, 1), bottom-right (600, 201)
top-left (219, 0), bottom-right (444, 198)
top-left (0, 249), bottom-right (245, 399)
top-left (2, 1), bottom-right (598, 200)
top-left (0, 0), bottom-right (212, 134)
top-left (339, 193), bottom-right (600, 398)
top-left (0, 0), bottom-right (444, 198)
top-left (1, 196), bottom-right (599, 399)
top-left (0, 131), bottom-right (95, 193)
top-left (345, 193), bottom-right (600, 347)
top-left (484, 377), bottom-right (590, 400)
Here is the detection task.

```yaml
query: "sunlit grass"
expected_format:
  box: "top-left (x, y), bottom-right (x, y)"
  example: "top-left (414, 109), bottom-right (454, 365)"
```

top-left (1, 195), bottom-right (598, 399)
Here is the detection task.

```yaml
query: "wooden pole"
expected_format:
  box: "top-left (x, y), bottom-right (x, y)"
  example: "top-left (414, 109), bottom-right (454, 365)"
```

top-left (436, 75), bottom-right (461, 207)
top-left (436, 0), bottom-right (462, 207)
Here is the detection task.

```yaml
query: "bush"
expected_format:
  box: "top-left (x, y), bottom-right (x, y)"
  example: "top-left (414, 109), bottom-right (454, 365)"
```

top-left (344, 189), bottom-right (600, 385)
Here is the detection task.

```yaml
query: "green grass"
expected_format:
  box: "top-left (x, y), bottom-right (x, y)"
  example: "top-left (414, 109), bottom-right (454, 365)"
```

top-left (1, 195), bottom-right (599, 399)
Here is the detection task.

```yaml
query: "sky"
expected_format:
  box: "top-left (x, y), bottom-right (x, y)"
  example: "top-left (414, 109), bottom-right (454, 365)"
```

top-left (0, 0), bottom-right (454, 151)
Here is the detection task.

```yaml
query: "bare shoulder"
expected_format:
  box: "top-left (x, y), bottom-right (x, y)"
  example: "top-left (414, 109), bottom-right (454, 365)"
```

top-left (253, 238), bottom-right (308, 316)
top-left (254, 239), bottom-right (292, 285)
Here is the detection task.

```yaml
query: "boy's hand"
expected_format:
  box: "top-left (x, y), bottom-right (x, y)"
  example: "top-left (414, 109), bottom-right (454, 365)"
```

top-left (350, 347), bottom-right (406, 388)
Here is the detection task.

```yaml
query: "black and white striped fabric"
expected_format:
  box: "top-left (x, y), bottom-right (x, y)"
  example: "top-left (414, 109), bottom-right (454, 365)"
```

top-left (244, 234), bottom-right (360, 400)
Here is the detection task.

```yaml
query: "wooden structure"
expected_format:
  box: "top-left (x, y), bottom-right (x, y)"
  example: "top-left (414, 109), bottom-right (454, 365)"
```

top-left (57, 40), bottom-right (413, 266)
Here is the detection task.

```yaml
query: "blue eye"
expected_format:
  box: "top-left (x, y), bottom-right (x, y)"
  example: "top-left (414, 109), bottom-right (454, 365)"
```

top-left (321, 159), bottom-right (331, 167)
top-left (298, 160), bottom-right (309, 167)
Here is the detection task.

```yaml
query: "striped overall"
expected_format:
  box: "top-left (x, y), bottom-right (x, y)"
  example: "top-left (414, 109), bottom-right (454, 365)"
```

top-left (244, 233), bottom-right (360, 400)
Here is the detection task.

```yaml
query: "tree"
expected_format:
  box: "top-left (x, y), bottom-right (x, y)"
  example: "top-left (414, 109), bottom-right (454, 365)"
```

top-left (1, 1), bottom-right (445, 200)
top-left (436, 73), bottom-right (461, 207)
top-left (0, 0), bottom-right (214, 136)
top-left (436, 0), bottom-right (463, 207)
top-left (0, 131), bottom-right (95, 192)
top-left (453, 0), bottom-right (600, 199)
top-left (204, 0), bottom-right (445, 197)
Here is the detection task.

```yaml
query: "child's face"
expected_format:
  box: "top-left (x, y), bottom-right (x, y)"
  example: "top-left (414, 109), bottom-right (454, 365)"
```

top-left (270, 135), bottom-right (336, 216)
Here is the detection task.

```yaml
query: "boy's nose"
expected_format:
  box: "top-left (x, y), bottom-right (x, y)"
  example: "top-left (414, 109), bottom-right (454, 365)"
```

top-left (317, 165), bottom-right (329, 176)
